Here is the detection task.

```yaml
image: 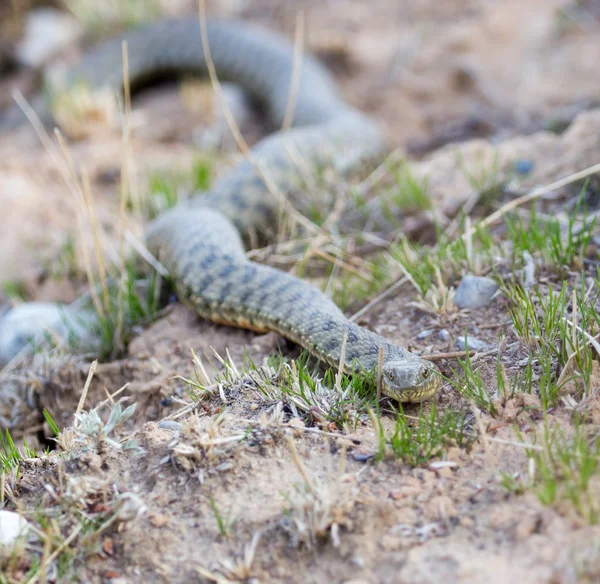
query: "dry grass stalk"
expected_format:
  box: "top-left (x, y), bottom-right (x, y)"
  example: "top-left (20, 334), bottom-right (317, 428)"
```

top-left (75, 359), bottom-right (98, 420)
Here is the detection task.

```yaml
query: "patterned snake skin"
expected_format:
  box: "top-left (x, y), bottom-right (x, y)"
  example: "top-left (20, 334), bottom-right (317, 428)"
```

top-left (64, 19), bottom-right (441, 401)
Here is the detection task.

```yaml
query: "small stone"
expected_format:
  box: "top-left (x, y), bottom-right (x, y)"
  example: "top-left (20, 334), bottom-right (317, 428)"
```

top-left (0, 511), bottom-right (30, 546)
top-left (456, 336), bottom-right (490, 351)
top-left (16, 8), bottom-right (83, 68)
top-left (513, 159), bottom-right (535, 175)
top-left (438, 329), bottom-right (450, 342)
top-left (454, 274), bottom-right (499, 310)
top-left (352, 451), bottom-right (376, 462)
top-left (158, 420), bottom-right (183, 432)
top-left (416, 329), bottom-right (434, 340)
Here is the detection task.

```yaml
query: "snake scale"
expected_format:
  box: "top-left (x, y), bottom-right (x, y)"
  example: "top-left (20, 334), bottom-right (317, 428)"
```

top-left (16, 18), bottom-right (442, 401)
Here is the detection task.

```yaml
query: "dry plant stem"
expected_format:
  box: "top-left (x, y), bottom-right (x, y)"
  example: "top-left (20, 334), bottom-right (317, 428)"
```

top-left (55, 131), bottom-right (106, 322)
top-left (350, 276), bottom-right (408, 322)
top-left (424, 350), bottom-right (476, 362)
top-left (124, 230), bottom-right (170, 277)
top-left (470, 401), bottom-right (489, 455)
top-left (335, 331), bottom-right (348, 394)
top-left (286, 433), bottom-right (314, 494)
top-left (114, 40), bottom-right (132, 354)
top-left (463, 161), bottom-right (600, 240)
top-left (312, 248), bottom-right (373, 281)
top-left (281, 11), bottom-right (304, 132)
top-left (354, 148), bottom-right (405, 197)
top-left (197, 0), bottom-right (320, 236)
top-left (25, 524), bottom-right (84, 584)
top-left (376, 346), bottom-right (384, 401)
top-left (81, 172), bottom-right (110, 311)
top-left (97, 382), bottom-right (130, 410)
top-left (557, 318), bottom-right (600, 388)
top-left (75, 359), bottom-right (98, 419)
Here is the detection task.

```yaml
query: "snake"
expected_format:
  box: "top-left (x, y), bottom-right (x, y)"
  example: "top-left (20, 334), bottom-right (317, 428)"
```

top-left (6, 18), bottom-right (442, 402)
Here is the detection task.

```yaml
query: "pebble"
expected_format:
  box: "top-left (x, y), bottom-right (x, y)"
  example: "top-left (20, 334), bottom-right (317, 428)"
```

top-left (0, 510), bottom-right (30, 546)
top-left (438, 329), bottom-right (450, 342)
top-left (416, 329), bottom-right (434, 340)
top-left (456, 336), bottom-right (490, 351)
top-left (513, 159), bottom-right (535, 175)
top-left (158, 420), bottom-right (183, 432)
top-left (453, 274), bottom-right (499, 310)
top-left (16, 8), bottom-right (82, 68)
top-left (0, 303), bottom-right (100, 366)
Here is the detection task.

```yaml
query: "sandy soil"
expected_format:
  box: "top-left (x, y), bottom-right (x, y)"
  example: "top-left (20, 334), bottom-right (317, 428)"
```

top-left (2, 1), bottom-right (600, 582)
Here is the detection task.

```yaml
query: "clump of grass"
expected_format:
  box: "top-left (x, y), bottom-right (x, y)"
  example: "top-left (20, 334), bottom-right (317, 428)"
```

top-left (167, 411), bottom-right (246, 476)
top-left (506, 419), bottom-right (600, 525)
top-left (80, 259), bottom-right (162, 360)
top-left (502, 280), bottom-right (597, 408)
top-left (145, 156), bottom-right (213, 219)
top-left (505, 197), bottom-right (595, 276)
top-left (282, 434), bottom-right (355, 549)
top-left (208, 496), bottom-right (236, 538)
top-left (372, 404), bottom-right (471, 466)
top-left (65, 0), bottom-right (161, 36)
top-left (447, 347), bottom-right (498, 415)
top-left (56, 398), bottom-right (142, 455)
top-left (381, 161), bottom-right (431, 217)
top-left (1, 280), bottom-right (27, 303)
top-left (458, 150), bottom-right (505, 207)
top-left (0, 430), bottom-right (37, 473)
top-left (390, 219), bottom-right (498, 304)
top-left (49, 83), bottom-right (120, 140)
top-left (177, 347), bottom-right (378, 432)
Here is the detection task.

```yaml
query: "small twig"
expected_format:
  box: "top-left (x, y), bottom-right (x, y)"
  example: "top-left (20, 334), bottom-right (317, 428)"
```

top-left (26, 524), bottom-right (84, 584)
top-left (124, 229), bottom-right (170, 277)
top-left (350, 277), bottom-right (408, 322)
top-left (469, 401), bottom-right (489, 455)
top-left (376, 346), bottom-right (385, 402)
top-left (335, 331), bottom-right (348, 394)
top-left (97, 382), bottom-right (130, 411)
top-left (75, 360), bottom-right (97, 419)
top-left (281, 11), bottom-right (304, 132)
top-left (286, 433), bottom-right (314, 494)
top-left (423, 350), bottom-right (476, 362)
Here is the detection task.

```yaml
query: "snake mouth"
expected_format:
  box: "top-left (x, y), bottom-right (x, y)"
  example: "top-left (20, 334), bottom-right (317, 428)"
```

top-left (380, 360), bottom-right (442, 403)
top-left (381, 376), bottom-right (441, 403)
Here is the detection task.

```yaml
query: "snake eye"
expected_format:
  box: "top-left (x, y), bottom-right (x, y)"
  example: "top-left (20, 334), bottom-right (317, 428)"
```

top-left (422, 369), bottom-right (429, 379)
top-left (388, 371), bottom-right (394, 381)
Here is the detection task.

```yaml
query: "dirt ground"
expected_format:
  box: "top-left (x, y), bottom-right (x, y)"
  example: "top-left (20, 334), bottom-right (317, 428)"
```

top-left (2, 1), bottom-right (600, 582)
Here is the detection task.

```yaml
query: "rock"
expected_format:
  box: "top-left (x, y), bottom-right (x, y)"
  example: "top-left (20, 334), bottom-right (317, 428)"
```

top-left (158, 420), bottom-right (183, 432)
top-left (454, 275), bottom-right (499, 310)
top-left (416, 329), bottom-right (434, 340)
top-left (456, 336), bottom-right (490, 351)
top-left (0, 302), bottom-right (100, 366)
top-left (513, 159), bottom-right (535, 175)
top-left (0, 510), bottom-right (30, 546)
top-left (438, 329), bottom-right (450, 342)
top-left (15, 8), bottom-right (83, 68)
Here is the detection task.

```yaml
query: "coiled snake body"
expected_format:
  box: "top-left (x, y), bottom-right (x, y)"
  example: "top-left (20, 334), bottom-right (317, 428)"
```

top-left (19, 19), bottom-right (442, 401)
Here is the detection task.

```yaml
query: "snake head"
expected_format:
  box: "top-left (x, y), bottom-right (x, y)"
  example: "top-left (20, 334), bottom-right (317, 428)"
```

top-left (381, 358), bottom-right (441, 403)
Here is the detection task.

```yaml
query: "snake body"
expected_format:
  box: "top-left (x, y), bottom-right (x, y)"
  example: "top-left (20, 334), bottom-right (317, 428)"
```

top-left (49, 19), bottom-right (441, 401)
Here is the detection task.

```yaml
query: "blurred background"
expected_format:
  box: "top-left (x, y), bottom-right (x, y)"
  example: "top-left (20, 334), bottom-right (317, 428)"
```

top-left (1, 0), bottom-right (600, 287)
